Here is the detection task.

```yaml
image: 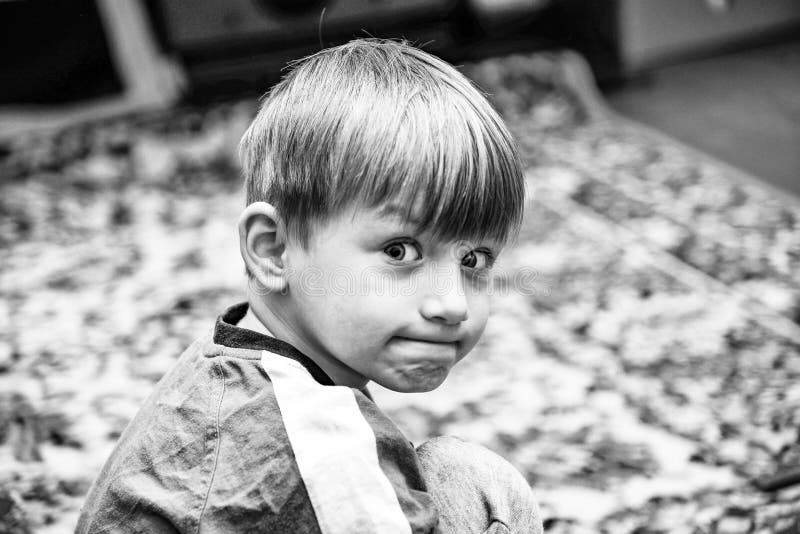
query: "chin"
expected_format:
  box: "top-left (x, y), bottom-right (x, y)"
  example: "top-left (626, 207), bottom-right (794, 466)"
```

top-left (379, 373), bottom-right (448, 393)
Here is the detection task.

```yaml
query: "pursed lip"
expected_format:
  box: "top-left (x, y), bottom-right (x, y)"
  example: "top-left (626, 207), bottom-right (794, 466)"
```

top-left (393, 335), bottom-right (461, 346)
top-left (390, 337), bottom-right (461, 363)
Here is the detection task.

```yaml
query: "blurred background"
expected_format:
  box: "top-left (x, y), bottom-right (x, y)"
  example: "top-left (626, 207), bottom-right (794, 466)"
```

top-left (1, 1), bottom-right (800, 533)
top-left (2, 0), bottom-right (799, 193)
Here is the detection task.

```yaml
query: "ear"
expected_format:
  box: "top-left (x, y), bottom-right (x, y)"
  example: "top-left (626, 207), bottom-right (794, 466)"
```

top-left (238, 202), bottom-right (289, 293)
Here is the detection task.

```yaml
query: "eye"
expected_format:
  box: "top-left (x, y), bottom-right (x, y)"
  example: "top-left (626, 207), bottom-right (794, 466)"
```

top-left (384, 241), bottom-right (422, 262)
top-left (461, 249), bottom-right (494, 270)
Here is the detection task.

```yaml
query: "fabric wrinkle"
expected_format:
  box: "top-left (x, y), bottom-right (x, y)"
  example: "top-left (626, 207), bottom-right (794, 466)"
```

top-left (196, 358), bottom-right (226, 533)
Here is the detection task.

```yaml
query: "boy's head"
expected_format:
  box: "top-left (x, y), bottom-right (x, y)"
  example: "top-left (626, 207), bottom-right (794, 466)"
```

top-left (238, 39), bottom-right (524, 392)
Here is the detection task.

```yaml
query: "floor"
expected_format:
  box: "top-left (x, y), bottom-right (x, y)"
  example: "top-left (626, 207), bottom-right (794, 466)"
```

top-left (603, 39), bottom-right (800, 198)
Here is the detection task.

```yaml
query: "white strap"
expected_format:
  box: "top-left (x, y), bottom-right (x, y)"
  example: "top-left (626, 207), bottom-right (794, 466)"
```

top-left (261, 351), bottom-right (413, 534)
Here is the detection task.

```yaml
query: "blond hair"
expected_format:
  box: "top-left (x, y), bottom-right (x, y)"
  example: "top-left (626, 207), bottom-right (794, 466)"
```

top-left (239, 39), bottom-right (524, 247)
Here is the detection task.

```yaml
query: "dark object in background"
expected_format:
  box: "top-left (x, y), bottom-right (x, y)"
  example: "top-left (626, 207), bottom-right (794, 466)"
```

top-left (754, 467), bottom-right (800, 493)
top-left (149, 0), bottom-right (463, 95)
top-left (0, 0), bottom-right (122, 104)
top-left (147, 0), bottom-right (558, 99)
top-left (1, 0), bottom-right (554, 106)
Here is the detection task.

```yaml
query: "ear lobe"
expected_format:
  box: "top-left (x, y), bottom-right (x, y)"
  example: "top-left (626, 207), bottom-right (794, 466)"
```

top-left (238, 202), bottom-right (288, 293)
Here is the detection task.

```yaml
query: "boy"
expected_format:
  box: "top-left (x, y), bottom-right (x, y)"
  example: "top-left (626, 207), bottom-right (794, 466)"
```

top-left (77, 39), bottom-right (542, 533)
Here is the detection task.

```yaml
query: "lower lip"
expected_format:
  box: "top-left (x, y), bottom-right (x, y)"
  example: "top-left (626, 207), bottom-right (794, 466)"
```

top-left (390, 338), bottom-right (458, 360)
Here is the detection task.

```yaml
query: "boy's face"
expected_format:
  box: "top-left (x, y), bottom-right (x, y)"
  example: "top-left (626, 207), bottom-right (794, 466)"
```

top-left (278, 202), bottom-right (498, 393)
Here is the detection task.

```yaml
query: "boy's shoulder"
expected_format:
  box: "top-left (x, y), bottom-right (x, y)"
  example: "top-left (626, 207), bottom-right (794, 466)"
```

top-left (77, 303), bottom-right (437, 533)
top-left (78, 303), bottom-right (321, 532)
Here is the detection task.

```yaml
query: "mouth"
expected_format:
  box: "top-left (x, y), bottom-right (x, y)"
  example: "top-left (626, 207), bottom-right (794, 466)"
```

top-left (389, 337), bottom-right (459, 361)
top-left (383, 337), bottom-right (459, 391)
top-left (394, 332), bottom-right (462, 344)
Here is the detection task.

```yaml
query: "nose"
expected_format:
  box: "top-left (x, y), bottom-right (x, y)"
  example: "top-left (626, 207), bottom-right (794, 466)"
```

top-left (420, 264), bottom-right (469, 325)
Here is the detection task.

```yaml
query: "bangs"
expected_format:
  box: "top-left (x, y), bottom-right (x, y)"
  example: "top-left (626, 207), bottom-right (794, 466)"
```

top-left (334, 89), bottom-right (525, 247)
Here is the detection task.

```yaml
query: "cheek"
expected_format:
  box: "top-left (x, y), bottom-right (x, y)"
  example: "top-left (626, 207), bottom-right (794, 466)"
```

top-left (467, 290), bottom-right (491, 324)
top-left (317, 294), bottom-right (399, 349)
top-left (459, 294), bottom-right (491, 354)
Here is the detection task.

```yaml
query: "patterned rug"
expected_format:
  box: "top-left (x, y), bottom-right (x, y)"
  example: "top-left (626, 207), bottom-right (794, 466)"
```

top-left (1, 51), bottom-right (799, 533)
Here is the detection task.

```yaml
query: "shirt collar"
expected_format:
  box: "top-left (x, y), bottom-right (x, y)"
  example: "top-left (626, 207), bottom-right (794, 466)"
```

top-left (213, 302), bottom-right (335, 386)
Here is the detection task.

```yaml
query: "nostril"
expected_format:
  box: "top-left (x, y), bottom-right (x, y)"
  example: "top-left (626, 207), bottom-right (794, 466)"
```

top-left (431, 308), bottom-right (468, 325)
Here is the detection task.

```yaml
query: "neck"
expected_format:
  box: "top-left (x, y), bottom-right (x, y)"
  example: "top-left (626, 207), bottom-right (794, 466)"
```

top-left (246, 287), bottom-right (368, 389)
